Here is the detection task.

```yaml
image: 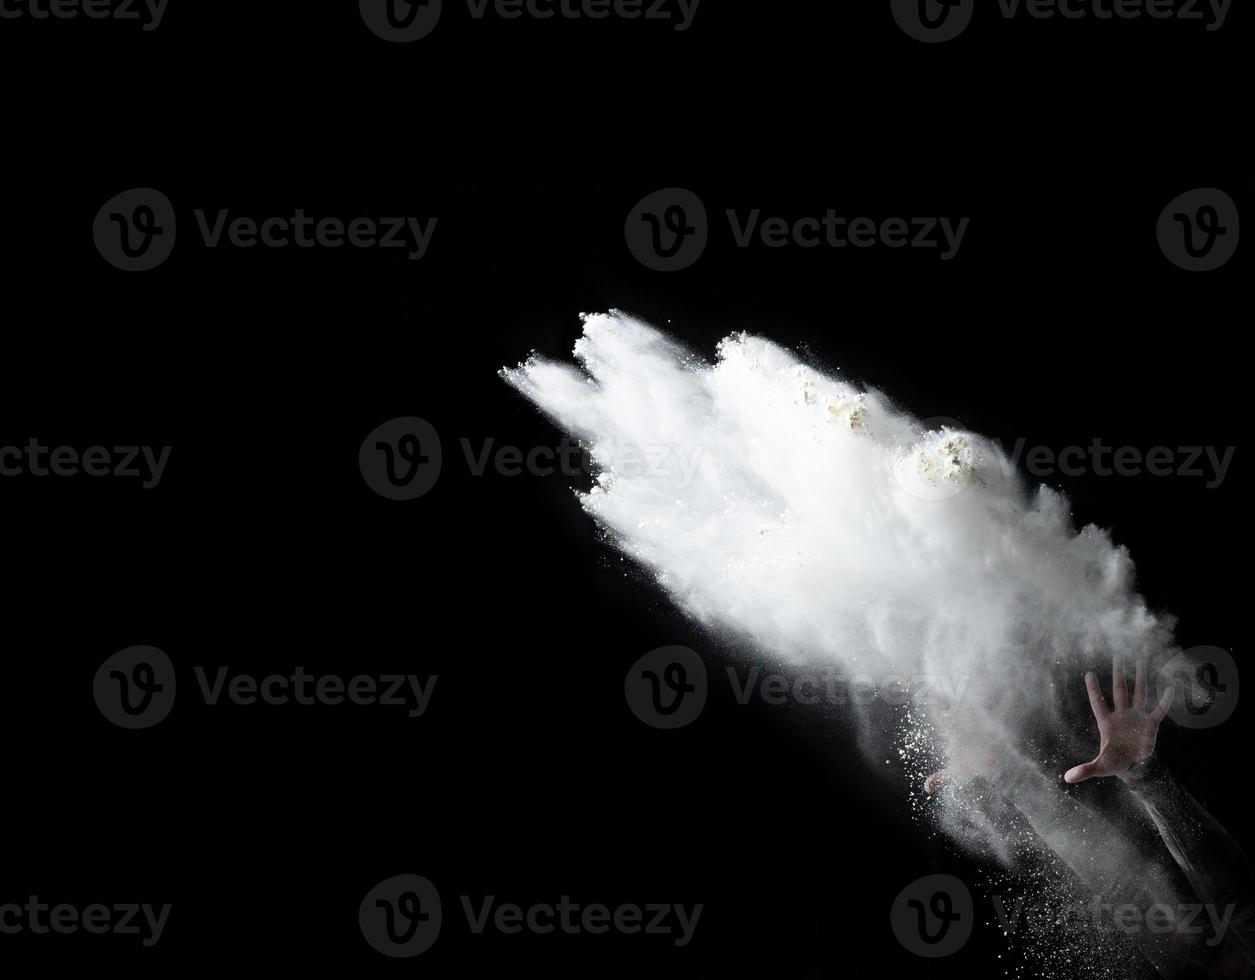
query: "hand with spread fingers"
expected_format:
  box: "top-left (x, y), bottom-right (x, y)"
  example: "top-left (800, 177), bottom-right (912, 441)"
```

top-left (1063, 657), bottom-right (1175, 784)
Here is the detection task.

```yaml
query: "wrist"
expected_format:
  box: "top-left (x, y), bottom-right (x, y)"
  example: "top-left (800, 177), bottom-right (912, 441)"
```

top-left (1118, 751), bottom-right (1164, 784)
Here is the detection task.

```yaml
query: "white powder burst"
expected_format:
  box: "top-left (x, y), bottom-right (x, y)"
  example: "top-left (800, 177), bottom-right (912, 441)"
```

top-left (502, 311), bottom-right (1171, 686)
top-left (502, 311), bottom-right (1184, 975)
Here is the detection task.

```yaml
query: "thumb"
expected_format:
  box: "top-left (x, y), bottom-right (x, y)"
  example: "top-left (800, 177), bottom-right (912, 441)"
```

top-left (1064, 760), bottom-right (1104, 784)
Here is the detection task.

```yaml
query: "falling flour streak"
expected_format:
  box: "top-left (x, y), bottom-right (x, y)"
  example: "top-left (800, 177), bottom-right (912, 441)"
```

top-left (502, 311), bottom-right (1179, 977)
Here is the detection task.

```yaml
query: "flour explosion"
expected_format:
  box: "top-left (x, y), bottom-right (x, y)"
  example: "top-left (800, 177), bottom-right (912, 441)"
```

top-left (501, 311), bottom-right (1211, 977)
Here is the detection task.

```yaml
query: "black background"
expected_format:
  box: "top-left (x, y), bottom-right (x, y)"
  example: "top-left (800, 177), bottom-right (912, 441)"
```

top-left (1, 0), bottom-right (1248, 976)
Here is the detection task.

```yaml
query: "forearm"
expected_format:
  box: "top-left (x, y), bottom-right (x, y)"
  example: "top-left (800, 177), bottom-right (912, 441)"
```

top-left (976, 753), bottom-right (1255, 978)
top-left (988, 755), bottom-right (1201, 975)
top-left (1121, 753), bottom-right (1255, 968)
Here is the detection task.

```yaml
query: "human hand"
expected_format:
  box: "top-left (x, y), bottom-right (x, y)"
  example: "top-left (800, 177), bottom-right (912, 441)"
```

top-left (1063, 657), bottom-right (1174, 784)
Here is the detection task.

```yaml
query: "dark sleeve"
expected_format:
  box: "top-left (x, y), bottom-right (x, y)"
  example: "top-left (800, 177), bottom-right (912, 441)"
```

top-left (975, 752), bottom-right (1255, 978)
top-left (1121, 753), bottom-right (1255, 971)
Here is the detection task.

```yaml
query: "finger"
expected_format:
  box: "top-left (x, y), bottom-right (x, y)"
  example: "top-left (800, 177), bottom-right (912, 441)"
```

top-left (924, 771), bottom-right (946, 794)
top-left (1064, 760), bottom-right (1104, 784)
top-left (1150, 685), bottom-right (1175, 723)
top-left (1084, 672), bottom-right (1110, 719)
top-left (1112, 656), bottom-right (1128, 710)
top-left (1134, 659), bottom-right (1147, 710)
